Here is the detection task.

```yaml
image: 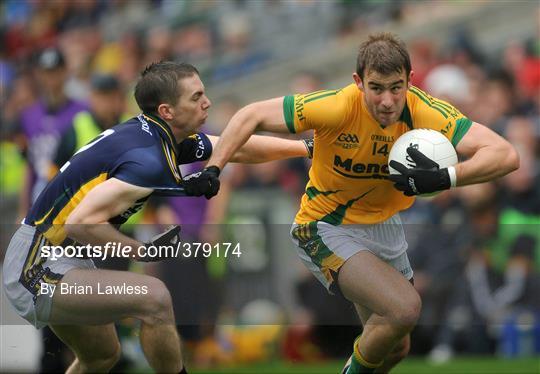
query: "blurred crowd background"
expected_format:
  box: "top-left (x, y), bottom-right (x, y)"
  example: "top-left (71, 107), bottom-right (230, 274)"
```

top-left (1, 0), bottom-right (539, 372)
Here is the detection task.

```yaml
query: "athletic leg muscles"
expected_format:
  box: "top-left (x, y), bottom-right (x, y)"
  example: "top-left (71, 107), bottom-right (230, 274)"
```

top-left (355, 304), bottom-right (411, 373)
top-left (50, 324), bottom-right (120, 374)
top-left (338, 251), bottom-right (420, 366)
top-left (49, 268), bottom-right (183, 373)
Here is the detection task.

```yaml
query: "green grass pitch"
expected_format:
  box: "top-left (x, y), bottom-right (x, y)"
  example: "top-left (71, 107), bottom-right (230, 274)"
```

top-left (190, 357), bottom-right (540, 374)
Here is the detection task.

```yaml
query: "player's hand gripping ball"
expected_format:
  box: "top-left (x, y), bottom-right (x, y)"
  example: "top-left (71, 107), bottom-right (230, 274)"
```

top-left (388, 129), bottom-right (458, 196)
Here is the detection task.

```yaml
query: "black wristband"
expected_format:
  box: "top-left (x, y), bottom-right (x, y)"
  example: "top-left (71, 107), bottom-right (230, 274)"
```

top-left (438, 168), bottom-right (451, 190)
top-left (205, 165), bottom-right (221, 177)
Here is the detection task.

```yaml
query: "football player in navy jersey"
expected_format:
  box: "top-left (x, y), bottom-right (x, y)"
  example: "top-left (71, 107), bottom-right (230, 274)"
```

top-left (3, 62), bottom-right (312, 373)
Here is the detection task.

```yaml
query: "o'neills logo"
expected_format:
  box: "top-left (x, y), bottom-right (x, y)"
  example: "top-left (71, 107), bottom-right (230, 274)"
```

top-left (333, 155), bottom-right (389, 179)
top-left (335, 133), bottom-right (360, 149)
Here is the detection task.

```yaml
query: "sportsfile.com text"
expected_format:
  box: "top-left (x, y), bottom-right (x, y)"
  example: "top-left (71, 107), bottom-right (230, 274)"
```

top-left (40, 241), bottom-right (242, 261)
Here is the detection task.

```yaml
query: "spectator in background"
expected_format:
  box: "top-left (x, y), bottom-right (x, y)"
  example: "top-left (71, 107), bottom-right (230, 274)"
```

top-left (212, 8), bottom-right (270, 82)
top-left (430, 183), bottom-right (539, 362)
top-left (3, 2), bottom-right (58, 59)
top-left (172, 21), bottom-right (214, 67)
top-left (58, 9), bottom-right (104, 101)
top-left (16, 47), bottom-right (87, 220)
top-left (428, 183), bottom-right (499, 362)
top-left (0, 59), bottom-right (36, 248)
top-left (93, 30), bottom-right (144, 86)
top-left (503, 39), bottom-right (540, 106)
top-left (143, 26), bottom-right (174, 66)
top-left (408, 39), bottom-right (438, 89)
top-left (54, 74), bottom-right (126, 170)
top-left (1, 72), bottom-right (37, 140)
top-left (446, 30), bottom-right (485, 80)
top-left (503, 116), bottom-right (538, 190)
top-left (469, 70), bottom-right (516, 134)
top-left (496, 119), bottom-right (540, 271)
top-left (424, 64), bottom-right (472, 115)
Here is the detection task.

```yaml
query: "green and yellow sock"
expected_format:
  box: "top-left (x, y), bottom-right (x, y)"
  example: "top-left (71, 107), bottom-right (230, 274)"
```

top-left (345, 336), bottom-right (383, 374)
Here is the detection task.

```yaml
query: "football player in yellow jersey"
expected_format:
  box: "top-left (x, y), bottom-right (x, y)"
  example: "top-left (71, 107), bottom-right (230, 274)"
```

top-left (195, 33), bottom-right (519, 373)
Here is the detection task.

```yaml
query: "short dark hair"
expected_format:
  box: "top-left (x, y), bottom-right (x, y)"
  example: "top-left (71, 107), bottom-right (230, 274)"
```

top-left (134, 61), bottom-right (199, 113)
top-left (356, 33), bottom-right (411, 80)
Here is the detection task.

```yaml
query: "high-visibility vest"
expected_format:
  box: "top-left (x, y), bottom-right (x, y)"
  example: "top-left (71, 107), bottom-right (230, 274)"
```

top-left (72, 112), bottom-right (143, 228)
top-left (73, 112), bottom-right (102, 151)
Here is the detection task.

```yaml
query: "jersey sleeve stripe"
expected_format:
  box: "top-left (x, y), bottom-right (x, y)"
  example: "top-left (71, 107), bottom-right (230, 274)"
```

top-left (303, 90), bottom-right (326, 99)
top-left (410, 87), bottom-right (449, 117)
top-left (431, 100), bottom-right (453, 115)
top-left (304, 90), bottom-right (337, 104)
top-left (411, 88), bottom-right (454, 112)
top-left (283, 95), bottom-right (296, 134)
top-left (409, 87), bottom-right (449, 119)
top-left (430, 98), bottom-right (453, 112)
top-left (451, 118), bottom-right (473, 146)
top-left (306, 187), bottom-right (317, 200)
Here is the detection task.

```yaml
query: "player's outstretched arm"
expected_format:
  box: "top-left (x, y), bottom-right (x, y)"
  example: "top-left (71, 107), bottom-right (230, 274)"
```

top-left (207, 97), bottom-right (289, 169)
top-left (454, 122), bottom-right (519, 186)
top-left (183, 97), bottom-right (301, 199)
top-left (207, 134), bottom-right (311, 164)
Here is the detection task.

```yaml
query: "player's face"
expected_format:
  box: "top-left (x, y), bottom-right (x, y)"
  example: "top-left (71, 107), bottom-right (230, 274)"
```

top-left (171, 75), bottom-right (211, 135)
top-left (355, 69), bottom-right (410, 127)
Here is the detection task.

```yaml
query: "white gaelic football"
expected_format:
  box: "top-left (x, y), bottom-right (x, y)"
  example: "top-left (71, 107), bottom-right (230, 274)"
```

top-left (388, 129), bottom-right (457, 174)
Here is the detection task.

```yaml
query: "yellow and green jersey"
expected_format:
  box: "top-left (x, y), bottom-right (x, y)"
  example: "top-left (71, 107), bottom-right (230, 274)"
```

top-left (283, 84), bottom-right (472, 225)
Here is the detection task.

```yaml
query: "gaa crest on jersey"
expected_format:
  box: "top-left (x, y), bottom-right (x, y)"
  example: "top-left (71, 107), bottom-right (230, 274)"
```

top-left (334, 133), bottom-right (360, 149)
top-left (306, 240), bottom-right (320, 257)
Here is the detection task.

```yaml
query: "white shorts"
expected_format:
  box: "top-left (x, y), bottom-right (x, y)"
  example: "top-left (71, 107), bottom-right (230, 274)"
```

top-left (290, 214), bottom-right (412, 294)
top-left (2, 225), bottom-right (96, 328)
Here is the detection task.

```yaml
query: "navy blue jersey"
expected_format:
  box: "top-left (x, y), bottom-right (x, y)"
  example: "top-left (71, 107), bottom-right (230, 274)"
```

top-left (25, 113), bottom-right (212, 245)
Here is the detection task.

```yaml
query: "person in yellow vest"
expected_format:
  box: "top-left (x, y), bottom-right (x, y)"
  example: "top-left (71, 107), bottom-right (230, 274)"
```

top-left (191, 33), bottom-right (520, 373)
top-left (53, 74), bottom-right (127, 170)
